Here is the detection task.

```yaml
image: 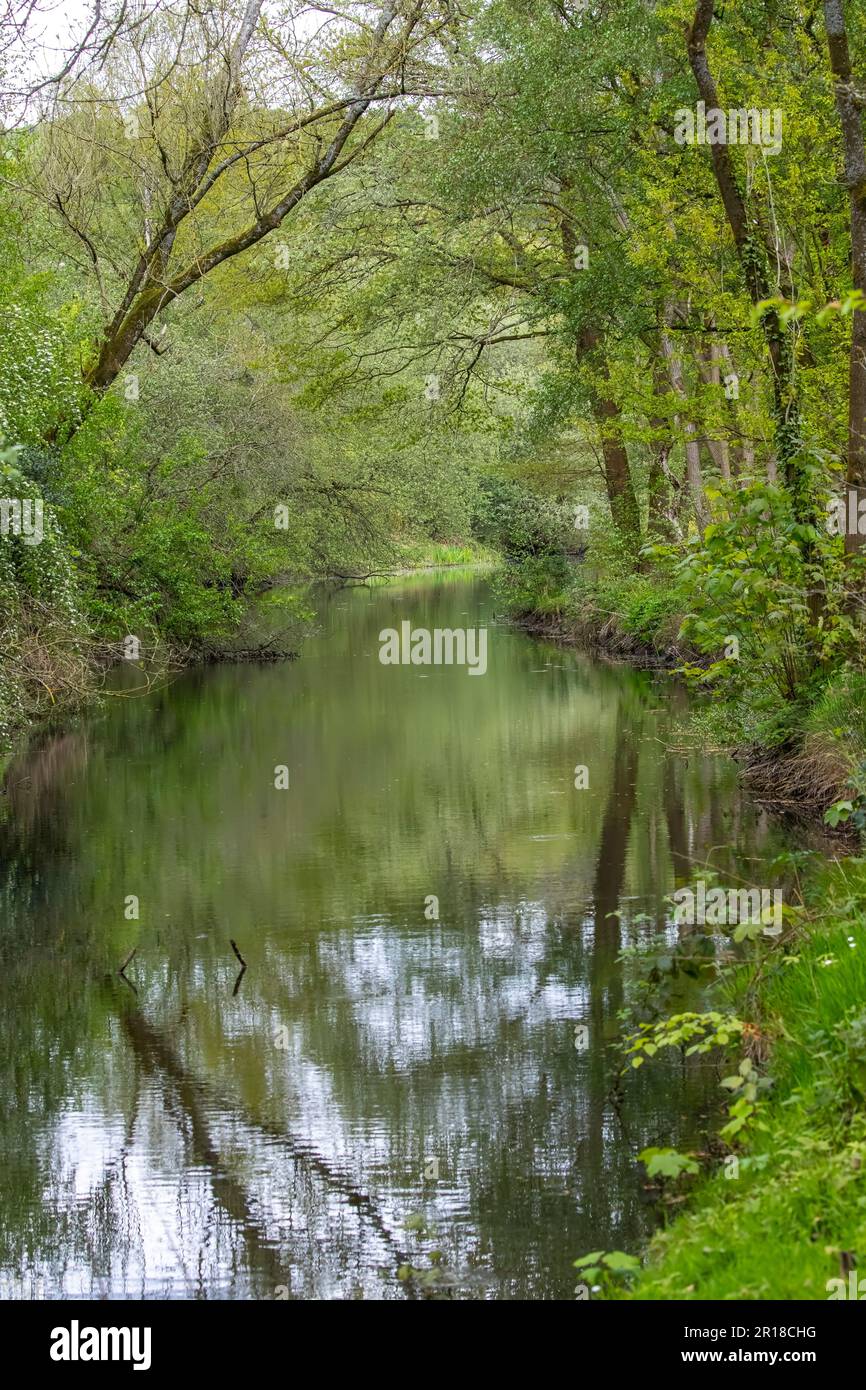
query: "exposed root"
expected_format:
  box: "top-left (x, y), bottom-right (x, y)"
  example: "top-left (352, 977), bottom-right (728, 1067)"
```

top-left (735, 738), bottom-right (853, 824)
top-left (733, 739), bottom-right (861, 834)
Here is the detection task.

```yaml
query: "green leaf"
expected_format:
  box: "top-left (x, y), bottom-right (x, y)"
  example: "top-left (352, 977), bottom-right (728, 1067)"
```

top-left (602, 1251), bottom-right (640, 1273)
top-left (638, 1147), bottom-right (699, 1179)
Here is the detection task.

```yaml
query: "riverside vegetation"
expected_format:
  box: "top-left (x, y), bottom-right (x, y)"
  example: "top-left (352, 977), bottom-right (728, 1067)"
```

top-left (3, 0), bottom-right (866, 1300)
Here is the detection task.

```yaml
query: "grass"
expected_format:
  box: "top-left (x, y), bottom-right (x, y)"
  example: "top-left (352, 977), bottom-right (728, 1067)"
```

top-left (500, 555), bottom-right (687, 655)
top-left (589, 570), bottom-right (683, 647)
top-left (797, 668), bottom-right (866, 794)
top-left (397, 538), bottom-right (496, 569)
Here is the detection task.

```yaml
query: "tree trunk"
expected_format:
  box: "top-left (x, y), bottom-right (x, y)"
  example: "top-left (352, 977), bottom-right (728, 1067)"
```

top-left (647, 360), bottom-right (682, 542)
top-left (696, 334), bottom-right (731, 481)
top-left (823, 0), bottom-right (866, 553)
top-left (595, 396), bottom-right (643, 545)
top-left (577, 326), bottom-right (642, 547)
top-left (687, 1), bottom-right (807, 513)
top-left (557, 201), bottom-right (642, 550)
top-left (660, 323), bottom-right (710, 534)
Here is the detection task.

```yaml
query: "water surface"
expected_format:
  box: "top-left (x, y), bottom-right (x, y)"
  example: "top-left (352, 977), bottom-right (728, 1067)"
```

top-left (0, 572), bottom-right (790, 1299)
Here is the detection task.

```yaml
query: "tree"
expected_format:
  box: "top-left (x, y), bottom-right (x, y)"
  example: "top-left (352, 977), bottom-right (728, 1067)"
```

top-left (686, 0), bottom-right (804, 504)
top-left (8, 0), bottom-right (457, 411)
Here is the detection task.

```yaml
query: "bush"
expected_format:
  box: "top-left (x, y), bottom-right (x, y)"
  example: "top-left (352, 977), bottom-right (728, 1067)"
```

top-left (472, 475), bottom-right (581, 560)
top-left (0, 439), bottom-right (89, 744)
top-left (494, 552), bottom-right (574, 615)
top-left (593, 572), bottom-right (681, 646)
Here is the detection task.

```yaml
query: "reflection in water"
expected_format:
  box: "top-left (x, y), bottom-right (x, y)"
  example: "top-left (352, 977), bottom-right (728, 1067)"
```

top-left (0, 573), bottom-right (790, 1299)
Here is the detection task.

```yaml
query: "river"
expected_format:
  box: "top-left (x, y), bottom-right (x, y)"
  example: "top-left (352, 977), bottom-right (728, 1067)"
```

top-left (0, 571), bottom-right (792, 1299)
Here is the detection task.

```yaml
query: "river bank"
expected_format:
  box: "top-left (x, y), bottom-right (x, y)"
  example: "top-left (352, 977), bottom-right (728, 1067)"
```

top-left (610, 852), bottom-right (866, 1302)
top-left (509, 592), bottom-right (866, 1301)
top-left (0, 543), bottom-right (496, 757)
top-left (504, 576), bottom-right (859, 835)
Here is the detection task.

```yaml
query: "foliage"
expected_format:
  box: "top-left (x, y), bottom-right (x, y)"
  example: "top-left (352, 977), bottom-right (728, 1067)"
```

top-left (3, 0), bottom-right (866, 1306)
top-left (825, 762), bottom-right (866, 833)
top-left (471, 476), bottom-right (581, 560)
top-left (614, 862), bottom-right (866, 1300)
top-left (573, 1248), bottom-right (641, 1295)
top-left (664, 480), bottom-right (853, 704)
top-left (638, 1147), bottom-right (700, 1181)
top-left (625, 1010), bottom-right (771, 1143)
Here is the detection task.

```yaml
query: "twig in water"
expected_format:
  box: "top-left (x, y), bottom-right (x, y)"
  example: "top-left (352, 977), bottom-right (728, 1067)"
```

top-left (230, 939), bottom-right (247, 997)
top-left (119, 947), bottom-right (137, 977)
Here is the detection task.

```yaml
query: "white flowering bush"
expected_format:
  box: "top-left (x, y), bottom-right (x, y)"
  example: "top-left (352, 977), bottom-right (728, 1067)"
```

top-left (0, 285), bottom-right (87, 447)
top-left (0, 438), bottom-right (88, 746)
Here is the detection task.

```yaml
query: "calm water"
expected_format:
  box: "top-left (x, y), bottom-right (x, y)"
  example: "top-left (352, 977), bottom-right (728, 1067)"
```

top-left (0, 572), bottom-right (790, 1300)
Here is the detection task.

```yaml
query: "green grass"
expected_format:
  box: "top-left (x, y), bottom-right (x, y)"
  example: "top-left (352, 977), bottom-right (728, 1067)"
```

top-left (590, 571), bottom-right (682, 646)
top-left (397, 538), bottom-right (496, 569)
top-left (801, 666), bottom-right (866, 768)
